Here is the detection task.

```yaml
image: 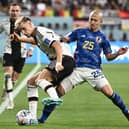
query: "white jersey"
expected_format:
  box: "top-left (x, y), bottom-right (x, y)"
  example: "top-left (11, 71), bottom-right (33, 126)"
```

top-left (0, 18), bottom-right (27, 58)
top-left (35, 26), bottom-right (72, 60)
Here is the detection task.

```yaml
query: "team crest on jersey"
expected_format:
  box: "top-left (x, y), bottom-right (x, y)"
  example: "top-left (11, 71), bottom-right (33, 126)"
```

top-left (96, 36), bottom-right (102, 43)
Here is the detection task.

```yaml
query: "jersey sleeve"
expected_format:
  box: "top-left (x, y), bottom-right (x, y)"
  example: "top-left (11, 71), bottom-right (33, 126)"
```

top-left (102, 36), bottom-right (112, 54)
top-left (42, 28), bottom-right (59, 47)
top-left (66, 29), bottom-right (78, 42)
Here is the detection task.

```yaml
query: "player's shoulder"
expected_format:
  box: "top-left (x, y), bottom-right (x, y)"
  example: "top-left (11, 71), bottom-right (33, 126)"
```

top-left (72, 27), bottom-right (88, 35)
top-left (74, 27), bottom-right (87, 31)
top-left (37, 26), bottom-right (54, 33)
top-left (96, 29), bottom-right (106, 39)
top-left (99, 29), bottom-right (105, 35)
top-left (37, 26), bottom-right (60, 40)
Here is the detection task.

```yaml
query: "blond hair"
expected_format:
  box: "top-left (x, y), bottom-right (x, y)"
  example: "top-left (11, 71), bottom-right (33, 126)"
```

top-left (89, 10), bottom-right (103, 19)
top-left (15, 16), bottom-right (31, 30)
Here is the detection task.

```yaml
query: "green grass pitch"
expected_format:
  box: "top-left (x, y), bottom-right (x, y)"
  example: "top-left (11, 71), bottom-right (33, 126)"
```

top-left (0, 64), bottom-right (129, 129)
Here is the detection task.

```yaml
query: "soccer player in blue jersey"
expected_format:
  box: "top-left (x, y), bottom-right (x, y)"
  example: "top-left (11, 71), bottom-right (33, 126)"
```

top-left (39, 10), bottom-right (129, 123)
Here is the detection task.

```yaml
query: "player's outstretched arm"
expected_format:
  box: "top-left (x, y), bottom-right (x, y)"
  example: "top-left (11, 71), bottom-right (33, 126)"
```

top-left (10, 32), bottom-right (36, 45)
top-left (60, 36), bottom-right (70, 43)
top-left (105, 47), bottom-right (128, 61)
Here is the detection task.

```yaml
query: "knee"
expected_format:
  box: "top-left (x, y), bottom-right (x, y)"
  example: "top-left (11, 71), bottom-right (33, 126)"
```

top-left (35, 70), bottom-right (53, 84)
top-left (12, 72), bottom-right (19, 81)
top-left (27, 78), bottom-right (35, 86)
top-left (101, 85), bottom-right (113, 97)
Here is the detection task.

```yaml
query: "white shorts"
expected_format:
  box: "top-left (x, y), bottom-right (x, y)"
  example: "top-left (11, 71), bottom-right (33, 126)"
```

top-left (61, 67), bottom-right (109, 93)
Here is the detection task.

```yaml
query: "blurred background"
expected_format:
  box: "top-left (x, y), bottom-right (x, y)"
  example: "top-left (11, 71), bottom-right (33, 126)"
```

top-left (0, 0), bottom-right (129, 40)
top-left (0, 1), bottom-right (129, 128)
top-left (0, 0), bottom-right (129, 63)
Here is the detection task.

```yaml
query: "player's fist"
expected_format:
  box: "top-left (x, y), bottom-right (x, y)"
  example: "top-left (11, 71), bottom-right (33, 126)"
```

top-left (55, 62), bottom-right (64, 72)
top-left (118, 47), bottom-right (128, 55)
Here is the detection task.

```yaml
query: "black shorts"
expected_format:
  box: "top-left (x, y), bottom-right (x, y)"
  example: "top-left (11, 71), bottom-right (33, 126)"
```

top-left (46, 55), bottom-right (75, 86)
top-left (3, 53), bottom-right (25, 73)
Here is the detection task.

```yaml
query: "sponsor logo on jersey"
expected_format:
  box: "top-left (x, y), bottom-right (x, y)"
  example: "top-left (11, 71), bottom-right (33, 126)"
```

top-left (44, 38), bottom-right (51, 45)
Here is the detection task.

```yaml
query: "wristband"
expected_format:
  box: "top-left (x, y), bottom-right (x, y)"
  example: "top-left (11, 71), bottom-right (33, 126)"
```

top-left (55, 62), bottom-right (62, 72)
top-left (56, 62), bottom-right (62, 66)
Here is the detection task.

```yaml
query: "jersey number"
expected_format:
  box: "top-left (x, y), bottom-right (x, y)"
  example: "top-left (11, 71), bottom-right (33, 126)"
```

top-left (83, 41), bottom-right (94, 50)
top-left (91, 70), bottom-right (103, 78)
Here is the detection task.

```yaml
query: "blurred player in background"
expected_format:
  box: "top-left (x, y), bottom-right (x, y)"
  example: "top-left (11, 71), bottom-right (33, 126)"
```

top-left (11, 16), bottom-right (75, 124)
top-left (0, 3), bottom-right (34, 109)
top-left (38, 10), bottom-right (129, 123)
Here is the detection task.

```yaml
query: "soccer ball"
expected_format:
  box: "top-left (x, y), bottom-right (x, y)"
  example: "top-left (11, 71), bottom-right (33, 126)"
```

top-left (16, 109), bottom-right (32, 125)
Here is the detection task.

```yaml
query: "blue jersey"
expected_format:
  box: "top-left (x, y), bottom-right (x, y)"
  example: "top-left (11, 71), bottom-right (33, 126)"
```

top-left (67, 28), bottom-right (112, 69)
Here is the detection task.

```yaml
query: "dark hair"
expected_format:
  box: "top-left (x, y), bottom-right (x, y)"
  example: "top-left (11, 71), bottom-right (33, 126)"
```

top-left (9, 3), bottom-right (21, 9)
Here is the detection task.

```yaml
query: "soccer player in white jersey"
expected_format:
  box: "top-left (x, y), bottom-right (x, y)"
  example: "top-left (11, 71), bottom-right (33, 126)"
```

top-left (0, 3), bottom-right (34, 109)
top-left (12, 16), bottom-right (75, 124)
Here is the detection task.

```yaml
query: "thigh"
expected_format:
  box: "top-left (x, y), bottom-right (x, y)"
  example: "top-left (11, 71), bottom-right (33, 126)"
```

top-left (86, 68), bottom-right (109, 90)
top-left (35, 68), bottom-right (54, 82)
top-left (27, 71), bottom-right (42, 85)
top-left (28, 69), bottom-right (54, 85)
top-left (61, 68), bottom-right (85, 93)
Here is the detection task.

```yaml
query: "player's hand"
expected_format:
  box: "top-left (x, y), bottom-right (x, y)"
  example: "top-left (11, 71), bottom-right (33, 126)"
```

top-left (10, 34), bottom-right (15, 41)
top-left (118, 47), bottom-right (128, 55)
top-left (10, 32), bottom-right (21, 41)
top-left (61, 36), bottom-right (70, 42)
top-left (55, 62), bottom-right (64, 72)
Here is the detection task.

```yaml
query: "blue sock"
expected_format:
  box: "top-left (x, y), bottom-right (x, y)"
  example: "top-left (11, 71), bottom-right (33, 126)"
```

top-left (39, 104), bottom-right (56, 123)
top-left (39, 88), bottom-right (63, 123)
top-left (109, 92), bottom-right (128, 114)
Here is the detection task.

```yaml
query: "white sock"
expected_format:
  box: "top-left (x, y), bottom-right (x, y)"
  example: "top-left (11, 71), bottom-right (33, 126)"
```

top-left (8, 92), bottom-right (13, 102)
top-left (5, 73), bottom-right (13, 102)
top-left (27, 86), bottom-right (38, 119)
top-left (36, 79), bottom-right (59, 99)
top-left (46, 87), bottom-right (59, 99)
top-left (29, 101), bottom-right (38, 119)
